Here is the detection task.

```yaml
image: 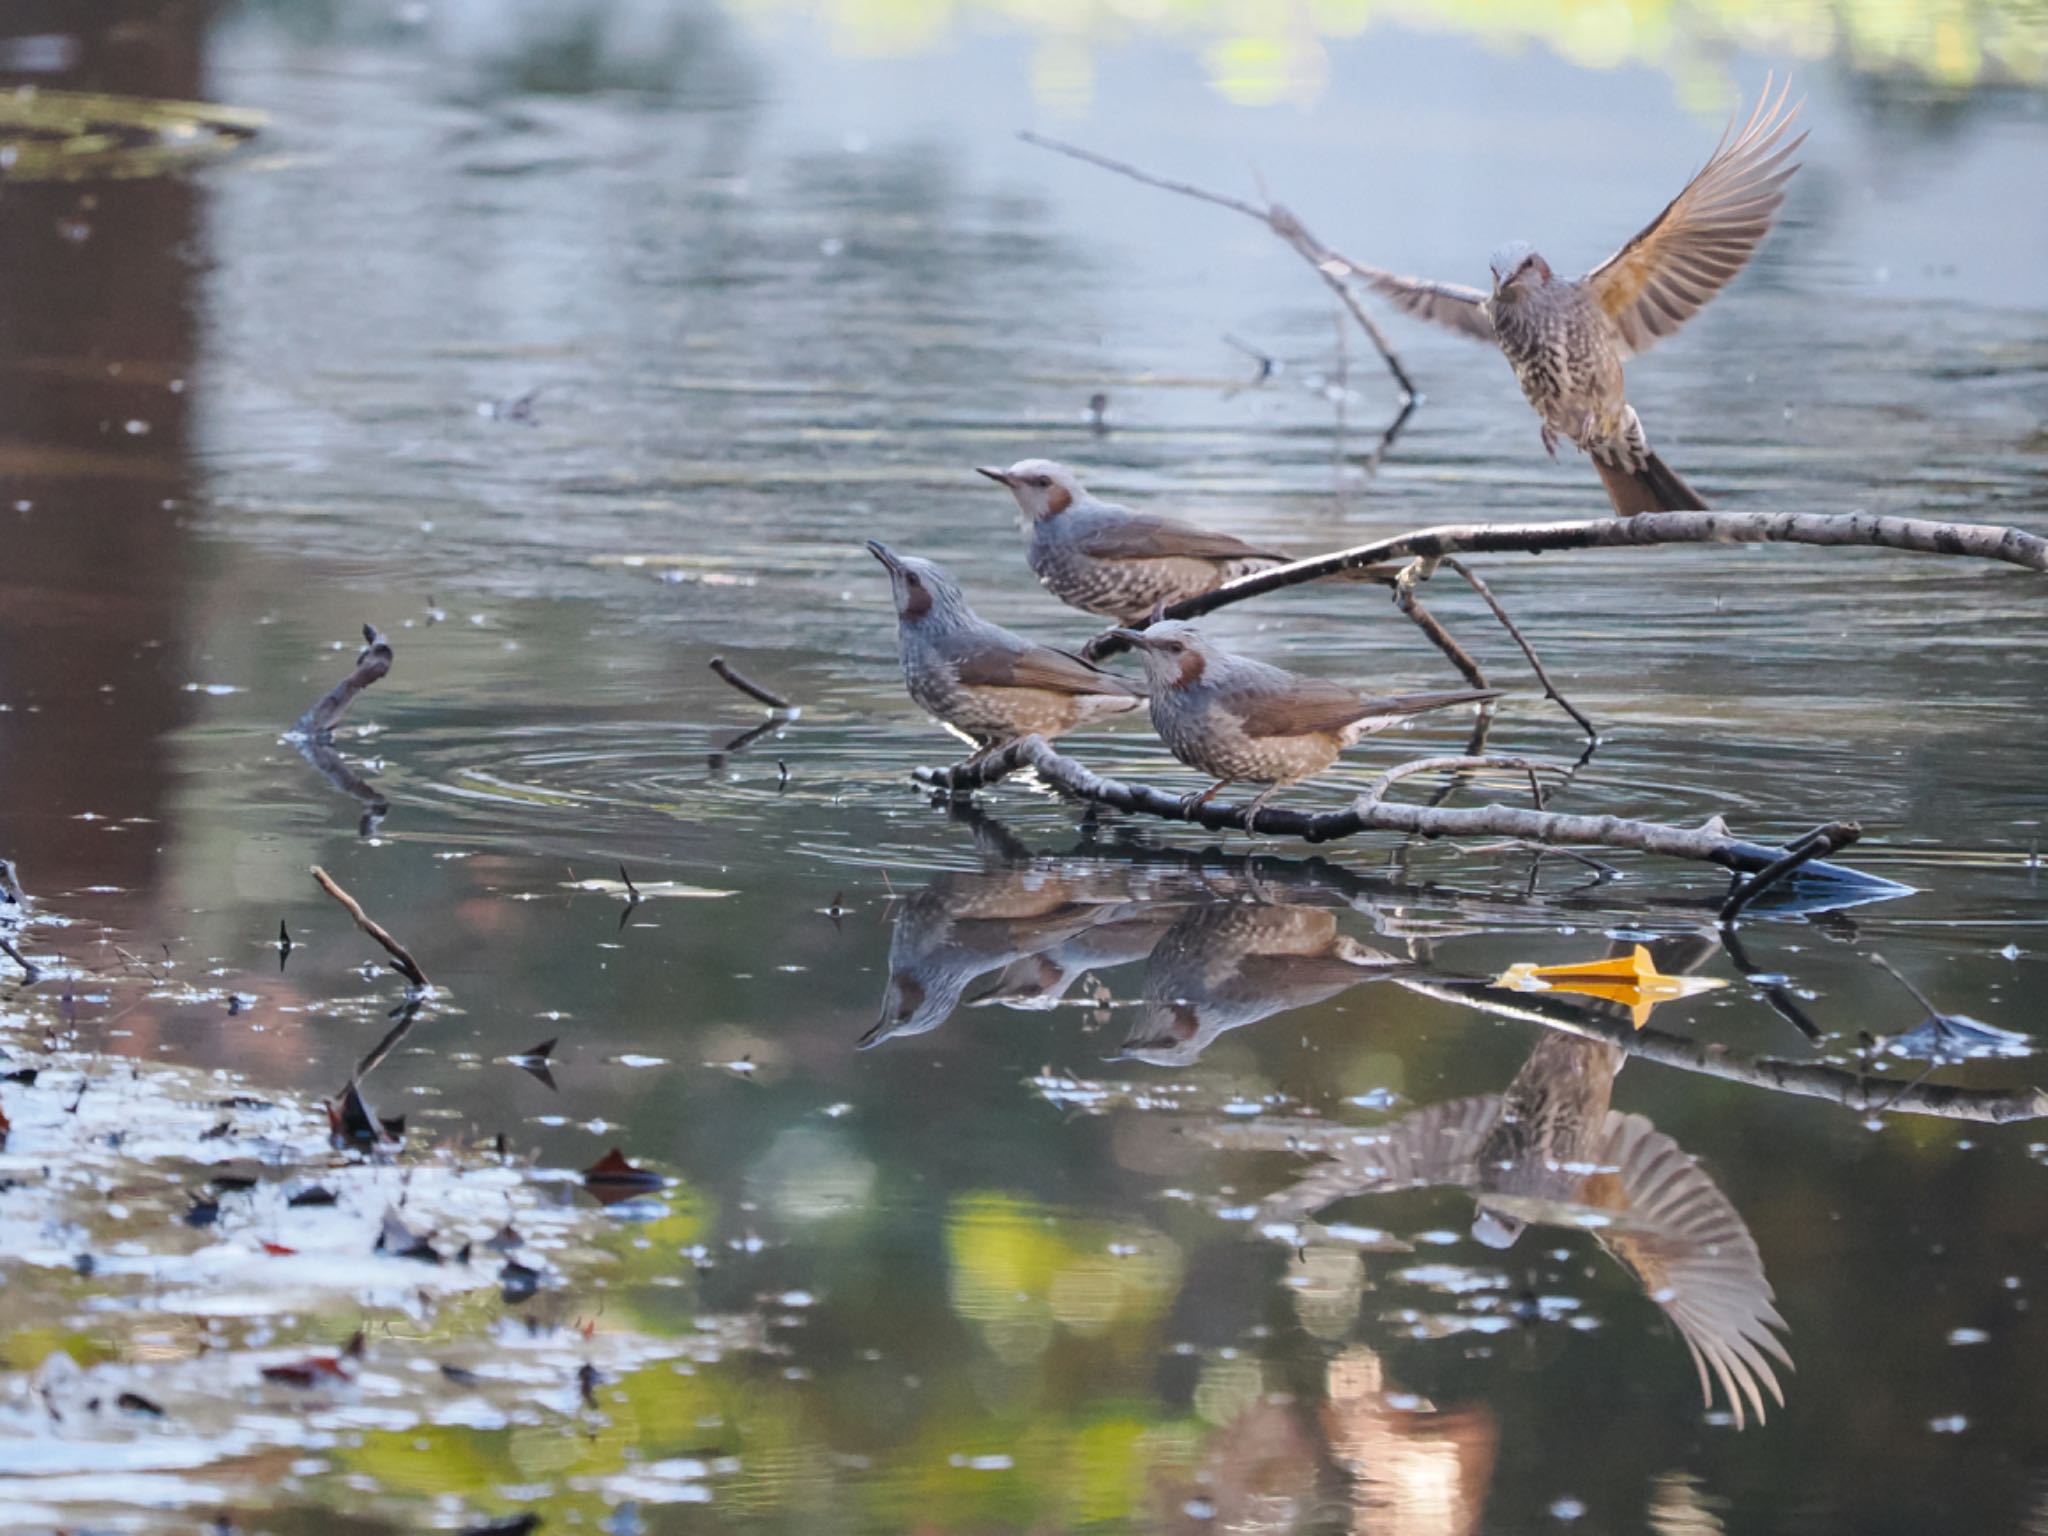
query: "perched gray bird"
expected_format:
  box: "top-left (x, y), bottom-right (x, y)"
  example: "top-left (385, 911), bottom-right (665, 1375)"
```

top-left (975, 460), bottom-right (1293, 624)
top-left (1218, 1031), bottom-right (1792, 1429)
top-left (1112, 621), bottom-right (1498, 825)
top-left (1340, 78), bottom-right (1804, 515)
top-left (1122, 900), bottom-right (1405, 1067)
top-left (868, 540), bottom-right (1142, 758)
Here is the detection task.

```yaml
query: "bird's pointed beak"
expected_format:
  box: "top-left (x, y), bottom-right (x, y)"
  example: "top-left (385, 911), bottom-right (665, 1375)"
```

top-left (975, 466), bottom-right (1015, 486)
top-left (865, 539), bottom-right (901, 573)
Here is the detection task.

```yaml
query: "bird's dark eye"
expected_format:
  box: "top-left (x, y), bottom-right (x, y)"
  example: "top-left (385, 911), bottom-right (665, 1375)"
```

top-left (1031, 475), bottom-right (1053, 488)
top-left (907, 575), bottom-right (922, 588)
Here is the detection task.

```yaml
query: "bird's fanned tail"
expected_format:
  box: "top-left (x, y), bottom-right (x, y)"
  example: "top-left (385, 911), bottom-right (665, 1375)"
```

top-left (1594, 450), bottom-right (1710, 516)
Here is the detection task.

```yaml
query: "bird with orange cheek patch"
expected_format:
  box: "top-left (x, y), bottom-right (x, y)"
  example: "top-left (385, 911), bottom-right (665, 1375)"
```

top-left (977, 459), bottom-right (1376, 625)
top-left (867, 540), bottom-right (1142, 760)
top-left (1112, 621), bottom-right (1498, 828)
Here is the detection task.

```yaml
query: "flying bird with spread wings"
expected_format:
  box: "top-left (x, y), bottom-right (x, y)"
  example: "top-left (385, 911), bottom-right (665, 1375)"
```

top-left (1341, 78), bottom-right (1805, 516)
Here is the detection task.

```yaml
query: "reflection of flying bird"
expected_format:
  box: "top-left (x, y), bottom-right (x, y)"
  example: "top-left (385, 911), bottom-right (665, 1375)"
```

top-left (1339, 80), bottom-right (1803, 515)
top-left (867, 541), bottom-right (1142, 759)
top-left (1124, 901), bottom-right (1406, 1067)
top-left (863, 869), bottom-right (1135, 1048)
top-left (1238, 1033), bottom-right (1791, 1428)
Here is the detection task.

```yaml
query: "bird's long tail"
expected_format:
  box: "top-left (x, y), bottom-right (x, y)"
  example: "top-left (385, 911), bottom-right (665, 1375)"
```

top-left (1594, 450), bottom-right (1709, 516)
top-left (1354, 687), bottom-right (1502, 733)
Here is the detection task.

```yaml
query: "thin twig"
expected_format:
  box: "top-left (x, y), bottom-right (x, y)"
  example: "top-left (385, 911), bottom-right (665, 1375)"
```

top-left (296, 625), bottom-right (393, 737)
top-left (1867, 952), bottom-right (1943, 1017)
top-left (1391, 578), bottom-right (1487, 689)
top-left (1019, 131), bottom-right (1416, 401)
top-left (1354, 754), bottom-right (1557, 812)
top-left (1, 935), bottom-right (32, 978)
top-left (1440, 557), bottom-right (1600, 743)
top-left (310, 866), bottom-right (429, 990)
top-left (710, 656), bottom-right (794, 712)
top-left (1719, 823), bottom-right (1860, 924)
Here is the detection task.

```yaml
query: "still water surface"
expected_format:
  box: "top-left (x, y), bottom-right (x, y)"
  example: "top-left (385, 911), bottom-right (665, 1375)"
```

top-left (2, 2), bottom-right (2047, 1531)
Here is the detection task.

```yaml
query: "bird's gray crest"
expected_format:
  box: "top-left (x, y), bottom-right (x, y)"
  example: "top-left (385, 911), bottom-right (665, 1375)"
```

top-left (1488, 240), bottom-right (1539, 288)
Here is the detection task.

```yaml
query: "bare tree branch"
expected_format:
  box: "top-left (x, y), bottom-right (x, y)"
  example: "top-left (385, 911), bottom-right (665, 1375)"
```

top-left (912, 737), bottom-right (1897, 889)
top-left (1084, 510), bottom-right (2044, 658)
top-left (1019, 131), bottom-right (1417, 401)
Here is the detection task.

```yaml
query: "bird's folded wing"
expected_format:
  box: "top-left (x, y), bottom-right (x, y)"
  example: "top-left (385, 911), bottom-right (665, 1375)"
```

top-left (1075, 512), bottom-right (1289, 564)
top-left (957, 641), bottom-right (1138, 698)
top-left (1584, 75), bottom-right (1806, 359)
top-left (1589, 1111), bottom-right (1792, 1430)
top-left (1344, 266), bottom-right (1495, 341)
top-left (1233, 675), bottom-right (1375, 738)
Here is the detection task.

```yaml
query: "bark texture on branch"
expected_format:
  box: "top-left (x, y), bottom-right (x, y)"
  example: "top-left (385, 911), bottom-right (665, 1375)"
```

top-left (1085, 510), bottom-right (2048, 656)
top-left (911, 736), bottom-right (1900, 888)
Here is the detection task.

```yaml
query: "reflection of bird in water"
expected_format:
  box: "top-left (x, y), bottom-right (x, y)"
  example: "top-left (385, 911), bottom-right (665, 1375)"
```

top-left (1235, 1030), bottom-right (1791, 1427)
top-left (1323, 1346), bottom-right (1497, 1536)
top-left (1123, 901), bottom-right (1407, 1067)
top-left (863, 867), bottom-right (1140, 1048)
top-left (966, 901), bottom-right (1182, 1011)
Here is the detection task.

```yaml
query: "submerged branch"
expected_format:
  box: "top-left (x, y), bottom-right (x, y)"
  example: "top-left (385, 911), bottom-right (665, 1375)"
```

top-left (1086, 510), bottom-right (2048, 657)
top-left (296, 625), bottom-right (393, 737)
top-left (710, 655), bottom-right (796, 712)
top-left (912, 736), bottom-right (1892, 885)
top-left (311, 866), bottom-right (430, 991)
top-left (1019, 131), bottom-right (1416, 400)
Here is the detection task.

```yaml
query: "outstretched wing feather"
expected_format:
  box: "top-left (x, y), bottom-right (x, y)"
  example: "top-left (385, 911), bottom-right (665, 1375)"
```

top-left (1584, 76), bottom-right (1806, 358)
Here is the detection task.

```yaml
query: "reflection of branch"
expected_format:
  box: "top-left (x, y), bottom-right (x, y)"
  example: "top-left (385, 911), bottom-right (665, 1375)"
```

top-left (311, 866), bottom-right (429, 990)
top-left (296, 625), bottom-right (393, 736)
top-left (1403, 977), bottom-right (2047, 1123)
top-left (292, 736), bottom-right (389, 837)
top-left (1020, 131), bottom-right (1417, 401)
top-left (914, 736), bottom-right (1894, 886)
top-left (353, 998), bottom-right (423, 1081)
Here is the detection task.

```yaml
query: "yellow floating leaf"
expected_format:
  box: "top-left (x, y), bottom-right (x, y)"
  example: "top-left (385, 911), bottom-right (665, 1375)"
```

top-left (1493, 944), bottom-right (1725, 1030)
